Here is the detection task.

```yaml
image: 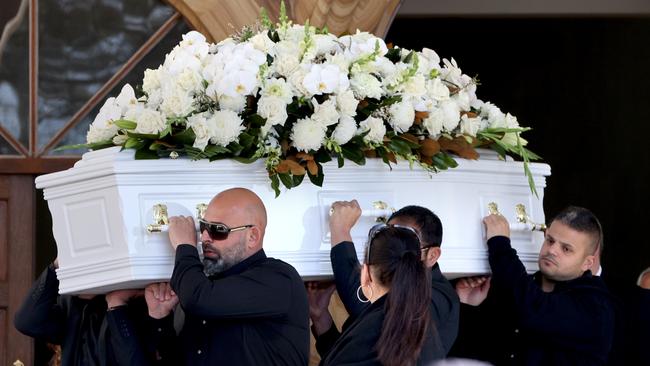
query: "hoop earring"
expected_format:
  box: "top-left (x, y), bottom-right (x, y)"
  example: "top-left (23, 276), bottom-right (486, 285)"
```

top-left (356, 285), bottom-right (372, 303)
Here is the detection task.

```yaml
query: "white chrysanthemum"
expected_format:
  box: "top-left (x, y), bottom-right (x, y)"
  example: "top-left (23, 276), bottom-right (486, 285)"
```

top-left (207, 110), bottom-right (244, 147)
top-left (311, 97), bottom-right (339, 126)
top-left (336, 89), bottom-right (358, 117)
top-left (261, 78), bottom-right (294, 104)
top-left (439, 100), bottom-right (461, 131)
top-left (218, 94), bottom-right (247, 113)
top-left (357, 116), bottom-right (386, 144)
top-left (257, 96), bottom-right (289, 127)
top-left (159, 87), bottom-right (195, 118)
top-left (291, 117), bottom-right (327, 152)
top-left (388, 101), bottom-right (415, 133)
top-left (460, 114), bottom-right (481, 137)
top-left (423, 107), bottom-right (444, 137)
top-left (427, 78), bottom-right (450, 102)
top-left (187, 113), bottom-right (211, 151)
top-left (331, 115), bottom-right (357, 145)
top-left (303, 64), bottom-right (349, 95)
top-left (350, 73), bottom-right (383, 100)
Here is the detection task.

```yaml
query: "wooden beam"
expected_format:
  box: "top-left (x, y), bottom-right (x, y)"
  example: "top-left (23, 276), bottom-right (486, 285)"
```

top-left (0, 156), bottom-right (79, 174)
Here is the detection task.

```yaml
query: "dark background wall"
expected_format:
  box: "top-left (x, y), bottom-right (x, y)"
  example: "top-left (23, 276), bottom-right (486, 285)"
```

top-left (386, 17), bottom-right (650, 285)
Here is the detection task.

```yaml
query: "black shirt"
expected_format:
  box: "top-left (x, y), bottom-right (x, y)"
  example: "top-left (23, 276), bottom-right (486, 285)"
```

top-left (167, 245), bottom-right (310, 366)
top-left (330, 241), bottom-right (458, 362)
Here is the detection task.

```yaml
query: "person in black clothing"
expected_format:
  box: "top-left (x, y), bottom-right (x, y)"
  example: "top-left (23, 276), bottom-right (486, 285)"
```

top-left (314, 225), bottom-right (433, 366)
top-left (13, 258), bottom-right (176, 366)
top-left (452, 206), bottom-right (615, 365)
top-left (146, 187), bottom-right (310, 365)
top-left (309, 201), bottom-right (458, 363)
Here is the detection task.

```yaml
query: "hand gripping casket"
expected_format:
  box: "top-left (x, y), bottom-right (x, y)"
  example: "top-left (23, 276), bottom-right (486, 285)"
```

top-left (35, 147), bottom-right (550, 294)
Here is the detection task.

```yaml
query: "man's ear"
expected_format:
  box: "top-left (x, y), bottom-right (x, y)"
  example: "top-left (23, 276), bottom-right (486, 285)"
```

top-left (423, 247), bottom-right (441, 268)
top-left (581, 255), bottom-right (595, 273)
top-left (248, 226), bottom-right (261, 248)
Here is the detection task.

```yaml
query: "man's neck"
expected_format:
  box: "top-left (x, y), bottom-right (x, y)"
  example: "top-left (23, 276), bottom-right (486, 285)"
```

top-left (541, 276), bottom-right (555, 293)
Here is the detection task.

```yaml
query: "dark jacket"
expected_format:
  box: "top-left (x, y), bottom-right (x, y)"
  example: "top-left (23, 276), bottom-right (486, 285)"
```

top-left (451, 236), bottom-right (615, 366)
top-left (316, 295), bottom-right (387, 366)
top-left (165, 245), bottom-right (309, 366)
top-left (13, 265), bottom-right (165, 366)
top-left (330, 241), bottom-right (457, 362)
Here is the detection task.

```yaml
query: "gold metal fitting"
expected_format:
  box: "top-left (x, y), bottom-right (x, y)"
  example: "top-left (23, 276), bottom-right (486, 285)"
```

top-left (515, 203), bottom-right (547, 231)
top-left (146, 204), bottom-right (169, 233)
top-left (196, 203), bottom-right (208, 219)
top-left (487, 202), bottom-right (500, 216)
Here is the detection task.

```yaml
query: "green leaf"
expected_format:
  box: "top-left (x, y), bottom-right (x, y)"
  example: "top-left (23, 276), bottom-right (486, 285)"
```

top-left (239, 132), bottom-right (255, 149)
top-left (388, 138), bottom-right (413, 156)
top-left (124, 137), bottom-right (144, 149)
top-left (114, 119), bottom-right (137, 130)
top-left (279, 173), bottom-right (294, 189)
top-left (270, 174), bottom-right (281, 197)
top-left (337, 155), bottom-right (344, 168)
top-left (126, 131), bottom-right (159, 140)
top-left (307, 162), bottom-right (324, 187)
top-left (233, 156), bottom-right (260, 164)
top-left (54, 140), bottom-right (114, 151)
top-left (341, 145), bottom-right (366, 165)
top-left (170, 128), bottom-right (195, 146)
top-left (135, 148), bottom-right (160, 160)
top-left (248, 114), bottom-right (266, 128)
top-left (385, 48), bottom-right (401, 63)
top-left (292, 173), bottom-right (305, 186)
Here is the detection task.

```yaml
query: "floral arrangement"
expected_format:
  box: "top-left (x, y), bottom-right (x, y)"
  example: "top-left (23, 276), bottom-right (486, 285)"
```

top-left (75, 4), bottom-right (539, 196)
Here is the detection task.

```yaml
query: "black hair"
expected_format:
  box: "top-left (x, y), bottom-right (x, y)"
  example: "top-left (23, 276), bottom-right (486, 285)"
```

top-left (551, 206), bottom-right (603, 255)
top-left (388, 205), bottom-right (443, 247)
top-left (366, 227), bottom-right (431, 366)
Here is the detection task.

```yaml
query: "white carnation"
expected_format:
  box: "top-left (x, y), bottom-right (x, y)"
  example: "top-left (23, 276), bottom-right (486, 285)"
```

top-left (336, 89), bottom-right (359, 117)
top-left (207, 110), bottom-right (244, 147)
top-left (422, 107), bottom-right (444, 137)
top-left (388, 101), bottom-right (415, 133)
top-left (159, 86), bottom-right (195, 118)
top-left (331, 115), bottom-right (357, 145)
top-left (350, 73), bottom-right (383, 100)
top-left (187, 113), bottom-right (211, 151)
top-left (125, 106), bottom-right (167, 135)
top-left (142, 68), bottom-right (162, 96)
top-left (481, 102), bottom-right (506, 128)
top-left (291, 117), bottom-right (327, 152)
top-left (311, 97), bottom-right (339, 126)
top-left (439, 100), bottom-right (460, 131)
top-left (273, 41), bottom-right (301, 77)
top-left (460, 114), bottom-right (481, 137)
top-left (258, 96), bottom-right (289, 127)
top-left (261, 78), bottom-right (294, 104)
top-left (357, 116), bottom-right (386, 143)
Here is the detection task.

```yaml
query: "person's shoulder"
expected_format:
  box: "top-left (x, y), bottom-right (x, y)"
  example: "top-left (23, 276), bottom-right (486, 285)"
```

top-left (259, 257), bottom-right (302, 279)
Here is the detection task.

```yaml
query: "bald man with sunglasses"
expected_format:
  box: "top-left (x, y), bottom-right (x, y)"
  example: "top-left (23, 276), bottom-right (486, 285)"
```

top-left (146, 187), bottom-right (310, 366)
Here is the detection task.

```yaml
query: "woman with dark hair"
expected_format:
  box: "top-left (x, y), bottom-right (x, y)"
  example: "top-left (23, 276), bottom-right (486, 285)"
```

top-left (315, 224), bottom-right (433, 366)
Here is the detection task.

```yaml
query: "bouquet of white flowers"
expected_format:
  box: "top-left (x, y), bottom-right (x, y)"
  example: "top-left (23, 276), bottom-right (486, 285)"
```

top-left (76, 4), bottom-right (539, 196)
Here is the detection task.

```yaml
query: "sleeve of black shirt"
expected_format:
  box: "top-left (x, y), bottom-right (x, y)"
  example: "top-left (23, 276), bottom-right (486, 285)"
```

top-left (170, 245), bottom-right (294, 319)
top-left (313, 322), bottom-right (341, 358)
top-left (487, 235), bottom-right (613, 344)
top-left (429, 263), bottom-right (460, 353)
top-left (638, 287), bottom-right (650, 364)
top-left (330, 241), bottom-right (366, 318)
top-left (13, 264), bottom-right (66, 344)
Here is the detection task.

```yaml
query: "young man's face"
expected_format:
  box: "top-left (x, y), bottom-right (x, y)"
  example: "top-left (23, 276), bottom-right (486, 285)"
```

top-left (387, 217), bottom-right (440, 268)
top-left (538, 221), bottom-right (595, 282)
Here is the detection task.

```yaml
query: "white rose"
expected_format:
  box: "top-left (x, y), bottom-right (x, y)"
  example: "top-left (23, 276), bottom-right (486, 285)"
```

top-left (422, 107), bottom-right (444, 137)
top-left (501, 132), bottom-right (527, 146)
top-left (314, 34), bottom-right (337, 55)
top-left (388, 101), bottom-right (415, 133)
top-left (218, 94), bottom-right (247, 113)
top-left (288, 66), bottom-right (311, 97)
top-left (187, 113), bottom-right (211, 151)
top-left (336, 89), bottom-right (358, 117)
top-left (250, 32), bottom-right (275, 55)
top-left (439, 100), bottom-right (460, 132)
top-left (123, 106), bottom-right (167, 135)
top-left (291, 117), bottom-right (327, 152)
top-left (142, 68), bottom-right (162, 95)
top-left (273, 41), bottom-right (301, 77)
top-left (357, 116), bottom-right (386, 143)
top-left (174, 68), bottom-right (204, 93)
top-left (331, 115), bottom-right (357, 145)
top-left (311, 97), bottom-right (339, 126)
top-left (86, 97), bottom-right (122, 143)
top-left (261, 78), bottom-right (294, 104)
top-left (257, 96), bottom-right (289, 127)
top-left (460, 114), bottom-right (481, 137)
top-left (207, 110), bottom-right (244, 147)
top-left (350, 73), bottom-right (383, 100)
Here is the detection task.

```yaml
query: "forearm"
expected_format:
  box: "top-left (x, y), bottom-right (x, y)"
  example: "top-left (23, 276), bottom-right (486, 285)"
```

top-left (331, 242), bottom-right (365, 317)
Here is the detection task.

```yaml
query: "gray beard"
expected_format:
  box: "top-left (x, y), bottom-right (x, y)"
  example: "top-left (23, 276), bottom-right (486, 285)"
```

top-left (203, 257), bottom-right (228, 276)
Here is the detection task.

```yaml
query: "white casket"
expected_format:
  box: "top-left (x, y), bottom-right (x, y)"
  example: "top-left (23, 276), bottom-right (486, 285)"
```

top-left (36, 147), bottom-right (550, 294)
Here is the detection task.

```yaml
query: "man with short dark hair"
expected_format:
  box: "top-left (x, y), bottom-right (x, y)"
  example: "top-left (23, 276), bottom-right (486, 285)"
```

top-left (309, 201), bottom-right (459, 364)
top-left (454, 206), bottom-right (615, 365)
top-left (147, 187), bottom-right (310, 365)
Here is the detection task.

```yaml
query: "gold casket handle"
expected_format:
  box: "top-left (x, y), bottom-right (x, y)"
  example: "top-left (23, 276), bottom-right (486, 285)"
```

top-left (488, 202), bottom-right (546, 232)
top-left (146, 203), bottom-right (206, 233)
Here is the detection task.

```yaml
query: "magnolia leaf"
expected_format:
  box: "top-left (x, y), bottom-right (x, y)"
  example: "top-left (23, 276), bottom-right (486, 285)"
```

top-left (170, 128), bottom-right (195, 146)
top-left (54, 140), bottom-right (113, 151)
top-left (296, 152), bottom-right (314, 161)
top-left (276, 161), bottom-right (290, 174)
top-left (125, 137), bottom-right (143, 149)
top-left (135, 148), bottom-right (159, 160)
top-left (414, 111), bottom-right (429, 124)
top-left (292, 173), bottom-right (305, 186)
top-left (270, 174), bottom-right (281, 197)
top-left (126, 131), bottom-right (159, 140)
top-left (388, 138), bottom-right (412, 156)
top-left (337, 155), bottom-right (344, 168)
top-left (279, 173), bottom-right (294, 189)
top-left (420, 138), bottom-right (441, 157)
top-left (114, 119), bottom-right (137, 130)
top-left (341, 145), bottom-right (366, 165)
top-left (306, 160), bottom-right (319, 176)
top-left (284, 160), bottom-right (306, 175)
top-left (439, 136), bottom-right (479, 160)
top-left (307, 162), bottom-right (324, 187)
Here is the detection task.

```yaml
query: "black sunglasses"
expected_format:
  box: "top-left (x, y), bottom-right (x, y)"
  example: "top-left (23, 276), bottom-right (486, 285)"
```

top-left (365, 223), bottom-right (421, 264)
top-left (198, 219), bottom-right (254, 241)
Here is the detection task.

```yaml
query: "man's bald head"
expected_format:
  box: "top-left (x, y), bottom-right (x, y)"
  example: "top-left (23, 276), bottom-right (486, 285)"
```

top-left (206, 188), bottom-right (267, 246)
